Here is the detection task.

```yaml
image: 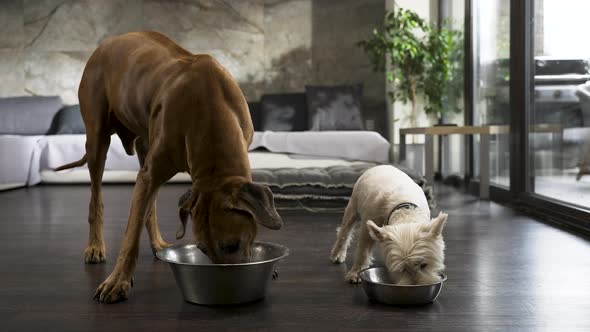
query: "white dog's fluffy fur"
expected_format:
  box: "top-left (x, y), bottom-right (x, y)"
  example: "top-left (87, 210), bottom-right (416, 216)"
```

top-left (330, 165), bottom-right (447, 285)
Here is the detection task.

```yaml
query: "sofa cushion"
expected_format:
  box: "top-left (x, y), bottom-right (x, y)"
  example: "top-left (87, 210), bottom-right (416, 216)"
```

top-left (305, 84), bottom-right (364, 131)
top-left (260, 93), bottom-right (308, 131)
top-left (47, 105), bottom-right (86, 135)
top-left (0, 96), bottom-right (63, 135)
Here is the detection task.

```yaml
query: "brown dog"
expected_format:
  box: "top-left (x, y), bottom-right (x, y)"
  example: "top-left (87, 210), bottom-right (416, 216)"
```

top-left (56, 31), bottom-right (283, 303)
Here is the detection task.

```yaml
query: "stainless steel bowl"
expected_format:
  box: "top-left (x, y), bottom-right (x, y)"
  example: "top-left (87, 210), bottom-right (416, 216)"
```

top-left (156, 242), bottom-right (289, 305)
top-left (359, 267), bottom-right (447, 305)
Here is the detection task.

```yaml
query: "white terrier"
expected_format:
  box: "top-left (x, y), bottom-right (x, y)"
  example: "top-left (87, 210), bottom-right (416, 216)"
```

top-left (330, 165), bottom-right (447, 285)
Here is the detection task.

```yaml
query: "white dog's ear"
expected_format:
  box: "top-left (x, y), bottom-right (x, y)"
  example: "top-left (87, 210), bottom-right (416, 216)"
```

top-left (366, 220), bottom-right (386, 241)
top-left (429, 212), bottom-right (448, 236)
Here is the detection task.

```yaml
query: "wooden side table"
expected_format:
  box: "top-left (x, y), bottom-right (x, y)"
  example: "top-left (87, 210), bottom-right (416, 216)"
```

top-left (399, 126), bottom-right (493, 199)
top-left (399, 124), bottom-right (562, 200)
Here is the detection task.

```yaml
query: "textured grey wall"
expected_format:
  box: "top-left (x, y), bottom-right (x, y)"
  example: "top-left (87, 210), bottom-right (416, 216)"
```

top-left (0, 0), bottom-right (386, 134)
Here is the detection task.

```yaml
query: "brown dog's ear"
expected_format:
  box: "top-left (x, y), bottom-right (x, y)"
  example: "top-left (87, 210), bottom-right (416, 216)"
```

top-left (177, 189), bottom-right (198, 239)
top-left (192, 194), bottom-right (211, 243)
top-left (235, 182), bottom-right (283, 230)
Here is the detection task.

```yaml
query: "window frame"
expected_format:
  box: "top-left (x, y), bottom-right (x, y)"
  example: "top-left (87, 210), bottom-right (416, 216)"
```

top-left (462, 0), bottom-right (590, 234)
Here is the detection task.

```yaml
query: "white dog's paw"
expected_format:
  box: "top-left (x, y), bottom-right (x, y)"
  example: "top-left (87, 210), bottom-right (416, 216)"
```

top-left (330, 248), bottom-right (346, 264)
top-left (345, 270), bottom-right (362, 284)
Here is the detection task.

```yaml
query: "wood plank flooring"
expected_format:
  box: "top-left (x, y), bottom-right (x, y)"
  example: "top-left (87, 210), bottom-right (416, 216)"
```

top-left (0, 184), bottom-right (589, 331)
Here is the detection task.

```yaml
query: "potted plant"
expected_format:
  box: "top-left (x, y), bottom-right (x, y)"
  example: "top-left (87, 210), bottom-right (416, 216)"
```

top-left (358, 7), bottom-right (463, 127)
top-left (358, 8), bottom-right (427, 129)
top-left (424, 23), bottom-right (464, 124)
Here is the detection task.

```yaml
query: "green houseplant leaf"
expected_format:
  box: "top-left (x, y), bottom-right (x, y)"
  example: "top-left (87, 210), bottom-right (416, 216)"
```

top-left (358, 7), bottom-right (463, 126)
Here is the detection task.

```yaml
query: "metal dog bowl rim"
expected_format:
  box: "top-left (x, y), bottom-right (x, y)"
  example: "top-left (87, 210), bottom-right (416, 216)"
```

top-left (359, 267), bottom-right (447, 287)
top-left (155, 241), bottom-right (290, 267)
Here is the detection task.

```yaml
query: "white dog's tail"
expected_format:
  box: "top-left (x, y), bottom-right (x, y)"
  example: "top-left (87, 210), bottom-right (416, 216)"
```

top-left (415, 177), bottom-right (436, 209)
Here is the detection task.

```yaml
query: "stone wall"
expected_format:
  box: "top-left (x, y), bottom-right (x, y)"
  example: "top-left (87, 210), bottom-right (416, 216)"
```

top-left (311, 0), bottom-right (386, 133)
top-left (0, 0), bottom-right (386, 135)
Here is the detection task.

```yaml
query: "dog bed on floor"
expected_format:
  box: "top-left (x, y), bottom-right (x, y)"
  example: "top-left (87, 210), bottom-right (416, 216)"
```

top-left (252, 164), bottom-right (434, 210)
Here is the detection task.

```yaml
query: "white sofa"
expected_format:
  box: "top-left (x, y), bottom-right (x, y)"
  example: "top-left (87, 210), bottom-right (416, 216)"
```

top-left (0, 95), bottom-right (393, 200)
top-left (1, 131), bottom-right (391, 190)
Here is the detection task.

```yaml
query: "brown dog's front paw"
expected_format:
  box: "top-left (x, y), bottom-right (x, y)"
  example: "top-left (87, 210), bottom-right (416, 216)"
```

top-left (94, 273), bottom-right (133, 303)
top-left (345, 271), bottom-right (362, 284)
top-left (84, 244), bottom-right (106, 264)
top-left (150, 240), bottom-right (170, 256)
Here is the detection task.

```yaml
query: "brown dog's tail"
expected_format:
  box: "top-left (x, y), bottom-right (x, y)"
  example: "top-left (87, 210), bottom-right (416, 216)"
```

top-left (54, 154), bottom-right (88, 171)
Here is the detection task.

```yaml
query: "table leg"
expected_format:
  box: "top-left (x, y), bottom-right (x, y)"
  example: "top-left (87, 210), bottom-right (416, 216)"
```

top-left (425, 135), bottom-right (434, 187)
top-left (479, 134), bottom-right (490, 199)
top-left (400, 133), bottom-right (407, 162)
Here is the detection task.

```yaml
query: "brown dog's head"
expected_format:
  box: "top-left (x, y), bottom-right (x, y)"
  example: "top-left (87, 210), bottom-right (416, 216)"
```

top-left (177, 182), bottom-right (282, 263)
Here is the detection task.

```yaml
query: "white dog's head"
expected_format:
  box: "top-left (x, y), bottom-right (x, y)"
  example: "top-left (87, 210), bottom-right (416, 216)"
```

top-left (367, 212), bottom-right (447, 285)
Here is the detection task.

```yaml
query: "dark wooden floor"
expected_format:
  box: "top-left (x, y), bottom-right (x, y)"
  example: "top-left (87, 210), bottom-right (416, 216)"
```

top-left (1, 184), bottom-right (589, 332)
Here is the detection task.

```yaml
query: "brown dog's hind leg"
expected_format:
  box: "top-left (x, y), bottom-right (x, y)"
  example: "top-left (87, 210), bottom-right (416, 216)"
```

top-left (84, 133), bottom-right (110, 264)
top-left (136, 137), bottom-right (169, 255)
top-left (80, 95), bottom-right (111, 264)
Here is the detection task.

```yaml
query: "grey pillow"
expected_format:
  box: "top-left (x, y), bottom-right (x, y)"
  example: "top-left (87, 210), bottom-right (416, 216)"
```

top-left (47, 105), bottom-right (86, 135)
top-left (305, 84), bottom-right (364, 131)
top-left (0, 96), bottom-right (63, 135)
top-left (260, 93), bottom-right (308, 131)
top-left (248, 101), bottom-right (262, 131)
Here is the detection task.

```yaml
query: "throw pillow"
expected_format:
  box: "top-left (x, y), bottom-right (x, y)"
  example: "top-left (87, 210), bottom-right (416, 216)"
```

top-left (247, 101), bottom-right (262, 131)
top-left (47, 105), bottom-right (86, 135)
top-left (0, 96), bottom-right (63, 135)
top-left (305, 84), bottom-right (364, 131)
top-left (260, 93), bottom-right (308, 131)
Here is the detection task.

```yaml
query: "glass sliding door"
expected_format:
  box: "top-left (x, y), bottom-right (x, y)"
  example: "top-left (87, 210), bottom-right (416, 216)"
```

top-left (473, 0), bottom-right (510, 187)
top-left (528, 0), bottom-right (590, 209)
top-left (439, 0), bottom-right (466, 178)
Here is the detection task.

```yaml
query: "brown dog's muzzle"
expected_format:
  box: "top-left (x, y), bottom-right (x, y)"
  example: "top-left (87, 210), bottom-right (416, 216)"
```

top-left (175, 183), bottom-right (282, 263)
